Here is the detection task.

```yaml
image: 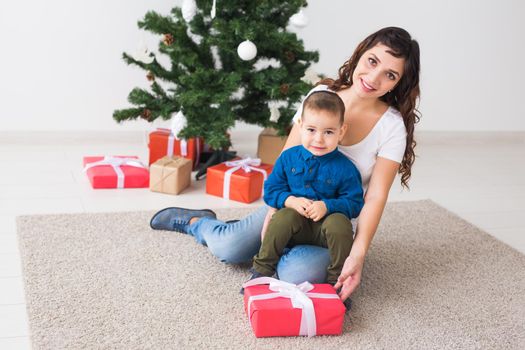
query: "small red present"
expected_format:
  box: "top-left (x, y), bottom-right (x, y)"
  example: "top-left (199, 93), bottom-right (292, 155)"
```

top-left (148, 128), bottom-right (203, 170)
top-left (83, 156), bottom-right (149, 189)
top-left (243, 277), bottom-right (345, 338)
top-left (206, 157), bottom-right (273, 203)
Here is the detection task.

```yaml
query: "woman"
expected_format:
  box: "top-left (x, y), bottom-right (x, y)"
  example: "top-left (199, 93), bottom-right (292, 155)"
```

top-left (150, 27), bottom-right (421, 302)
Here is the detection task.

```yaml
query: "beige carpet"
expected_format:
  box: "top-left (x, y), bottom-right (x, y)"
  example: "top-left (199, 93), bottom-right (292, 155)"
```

top-left (17, 200), bottom-right (525, 349)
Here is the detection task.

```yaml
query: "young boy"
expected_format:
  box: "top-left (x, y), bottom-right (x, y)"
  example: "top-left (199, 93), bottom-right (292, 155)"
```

top-left (250, 91), bottom-right (364, 286)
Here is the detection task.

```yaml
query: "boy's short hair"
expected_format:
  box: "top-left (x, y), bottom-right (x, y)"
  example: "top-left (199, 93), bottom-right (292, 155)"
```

top-left (301, 91), bottom-right (345, 125)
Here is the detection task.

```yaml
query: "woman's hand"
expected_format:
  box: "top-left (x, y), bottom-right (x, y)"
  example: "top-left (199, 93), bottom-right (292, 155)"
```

top-left (333, 255), bottom-right (364, 301)
top-left (333, 157), bottom-right (400, 300)
top-left (260, 207), bottom-right (277, 240)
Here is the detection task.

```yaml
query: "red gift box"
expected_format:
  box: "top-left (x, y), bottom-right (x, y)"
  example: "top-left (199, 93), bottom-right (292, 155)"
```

top-left (83, 156), bottom-right (149, 189)
top-left (206, 158), bottom-right (273, 203)
top-left (148, 129), bottom-right (203, 170)
top-left (243, 277), bottom-right (345, 338)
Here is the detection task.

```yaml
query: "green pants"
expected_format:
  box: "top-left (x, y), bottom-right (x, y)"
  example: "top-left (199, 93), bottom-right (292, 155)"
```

top-left (252, 207), bottom-right (354, 284)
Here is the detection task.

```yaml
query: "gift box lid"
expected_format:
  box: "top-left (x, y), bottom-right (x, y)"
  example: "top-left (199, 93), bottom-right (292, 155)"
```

top-left (245, 283), bottom-right (344, 316)
top-left (82, 155), bottom-right (144, 168)
top-left (151, 155), bottom-right (192, 168)
top-left (82, 156), bottom-right (149, 189)
top-left (207, 158), bottom-right (273, 178)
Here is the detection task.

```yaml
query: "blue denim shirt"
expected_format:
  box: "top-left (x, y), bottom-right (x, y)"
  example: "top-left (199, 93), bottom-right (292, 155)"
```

top-left (264, 145), bottom-right (364, 219)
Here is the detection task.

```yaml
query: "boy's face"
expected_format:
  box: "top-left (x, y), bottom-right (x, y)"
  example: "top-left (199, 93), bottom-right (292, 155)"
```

top-left (299, 107), bottom-right (347, 157)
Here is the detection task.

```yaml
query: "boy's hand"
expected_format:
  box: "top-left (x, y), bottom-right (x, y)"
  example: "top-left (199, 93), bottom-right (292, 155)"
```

top-left (284, 196), bottom-right (313, 217)
top-left (305, 201), bottom-right (327, 222)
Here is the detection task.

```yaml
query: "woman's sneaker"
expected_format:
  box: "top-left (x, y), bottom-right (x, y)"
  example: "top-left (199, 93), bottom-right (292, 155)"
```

top-left (240, 269), bottom-right (268, 295)
top-left (332, 284), bottom-right (352, 312)
top-left (342, 297), bottom-right (352, 312)
top-left (150, 207), bottom-right (217, 233)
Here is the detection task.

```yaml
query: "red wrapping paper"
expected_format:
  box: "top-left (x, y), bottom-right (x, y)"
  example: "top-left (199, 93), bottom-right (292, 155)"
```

top-left (83, 156), bottom-right (149, 189)
top-left (243, 283), bottom-right (345, 338)
top-left (205, 160), bottom-right (273, 203)
top-left (148, 129), bottom-right (203, 170)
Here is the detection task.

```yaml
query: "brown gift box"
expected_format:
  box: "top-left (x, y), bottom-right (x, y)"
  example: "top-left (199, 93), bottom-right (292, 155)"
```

top-left (149, 156), bottom-right (192, 195)
top-left (256, 128), bottom-right (289, 165)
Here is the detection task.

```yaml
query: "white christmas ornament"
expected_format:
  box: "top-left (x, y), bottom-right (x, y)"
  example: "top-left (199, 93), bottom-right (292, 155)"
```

top-left (237, 40), bottom-right (257, 61)
top-left (170, 111), bottom-right (187, 139)
top-left (290, 9), bottom-right (308, 28)
top-left (301, 67), bottom-right (321, 84)
top-left (211, 0), bottom-right (217, 19)
top-left (182, 0), bottom-right (197, 22)
top-left (269, 103), bottom-right (281, 122)
top-left (132, 44), bottom-right (154, 64)
top-left (268, 101), bottom-right (287, 122)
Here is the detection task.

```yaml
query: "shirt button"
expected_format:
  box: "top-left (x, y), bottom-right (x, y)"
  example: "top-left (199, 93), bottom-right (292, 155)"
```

top-left (305, 184), bottom-right (310, 188)
top-left (291, 168), bottom-right (295, 173)
top-left (309, 169), bottom-right (313, 173)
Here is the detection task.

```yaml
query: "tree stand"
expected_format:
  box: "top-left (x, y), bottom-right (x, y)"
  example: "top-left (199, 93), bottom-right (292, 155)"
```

top-left (195, 149), bottom-right (237, 180)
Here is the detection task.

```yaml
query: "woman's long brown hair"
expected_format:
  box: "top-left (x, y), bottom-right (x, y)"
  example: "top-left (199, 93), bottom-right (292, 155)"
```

top-left (319, 27), bottom-right (421, 189)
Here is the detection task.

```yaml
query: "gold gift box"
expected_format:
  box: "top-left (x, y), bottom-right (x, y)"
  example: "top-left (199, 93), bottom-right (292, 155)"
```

top-left (257, 128), bottom-right (288, 165)
top-left (149, 156), bottom-right (192, 195)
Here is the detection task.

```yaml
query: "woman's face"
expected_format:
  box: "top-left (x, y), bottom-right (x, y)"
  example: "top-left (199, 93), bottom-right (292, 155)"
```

top-left (352, 43), bottom-right (405, 99)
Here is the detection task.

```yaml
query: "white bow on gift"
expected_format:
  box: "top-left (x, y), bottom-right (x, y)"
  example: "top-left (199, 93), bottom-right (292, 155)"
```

top-left (155, 111), bottom-right (201, 166)
top-left (223, 157), bottom-right (268, 200)
top-left (83, 156), bottom-right (146, 189)
top-left (242, 277), bottom-right (340, 337)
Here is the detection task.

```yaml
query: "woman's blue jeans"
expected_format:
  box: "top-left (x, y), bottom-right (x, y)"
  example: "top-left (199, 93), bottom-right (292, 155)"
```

top-left (187, 206), bottom-right (331, 284)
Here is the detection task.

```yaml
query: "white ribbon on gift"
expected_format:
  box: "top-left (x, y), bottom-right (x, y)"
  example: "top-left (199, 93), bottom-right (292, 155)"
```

top-left (222, 157), bottom-right (267, 200)
top-left (163, 129), bottom-right (201, 166)
top-left (242, 277), bottom-right (340, 337)
top-left (167, 134), bottom-right (188, 157)
top-left (83, 156), bottom-right (146, 189)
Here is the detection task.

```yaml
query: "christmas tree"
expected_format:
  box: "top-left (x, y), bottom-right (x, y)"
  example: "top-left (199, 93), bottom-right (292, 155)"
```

top-left (113, 0), bottom-right (318, 169)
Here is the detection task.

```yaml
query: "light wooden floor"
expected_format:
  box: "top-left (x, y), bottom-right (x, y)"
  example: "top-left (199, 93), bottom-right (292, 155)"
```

top-left (1, 130), bottom-right (524, 349)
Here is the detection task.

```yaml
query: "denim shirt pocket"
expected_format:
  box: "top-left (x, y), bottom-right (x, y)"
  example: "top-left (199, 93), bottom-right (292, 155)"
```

top-left (316, 172), bottom-right (338, 197)
top-left (287, 165), bottom-right (305, 188)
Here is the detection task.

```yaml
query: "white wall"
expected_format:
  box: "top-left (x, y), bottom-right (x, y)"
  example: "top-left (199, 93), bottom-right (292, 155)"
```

top-left (0, 0), bottom-right (524, 131)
